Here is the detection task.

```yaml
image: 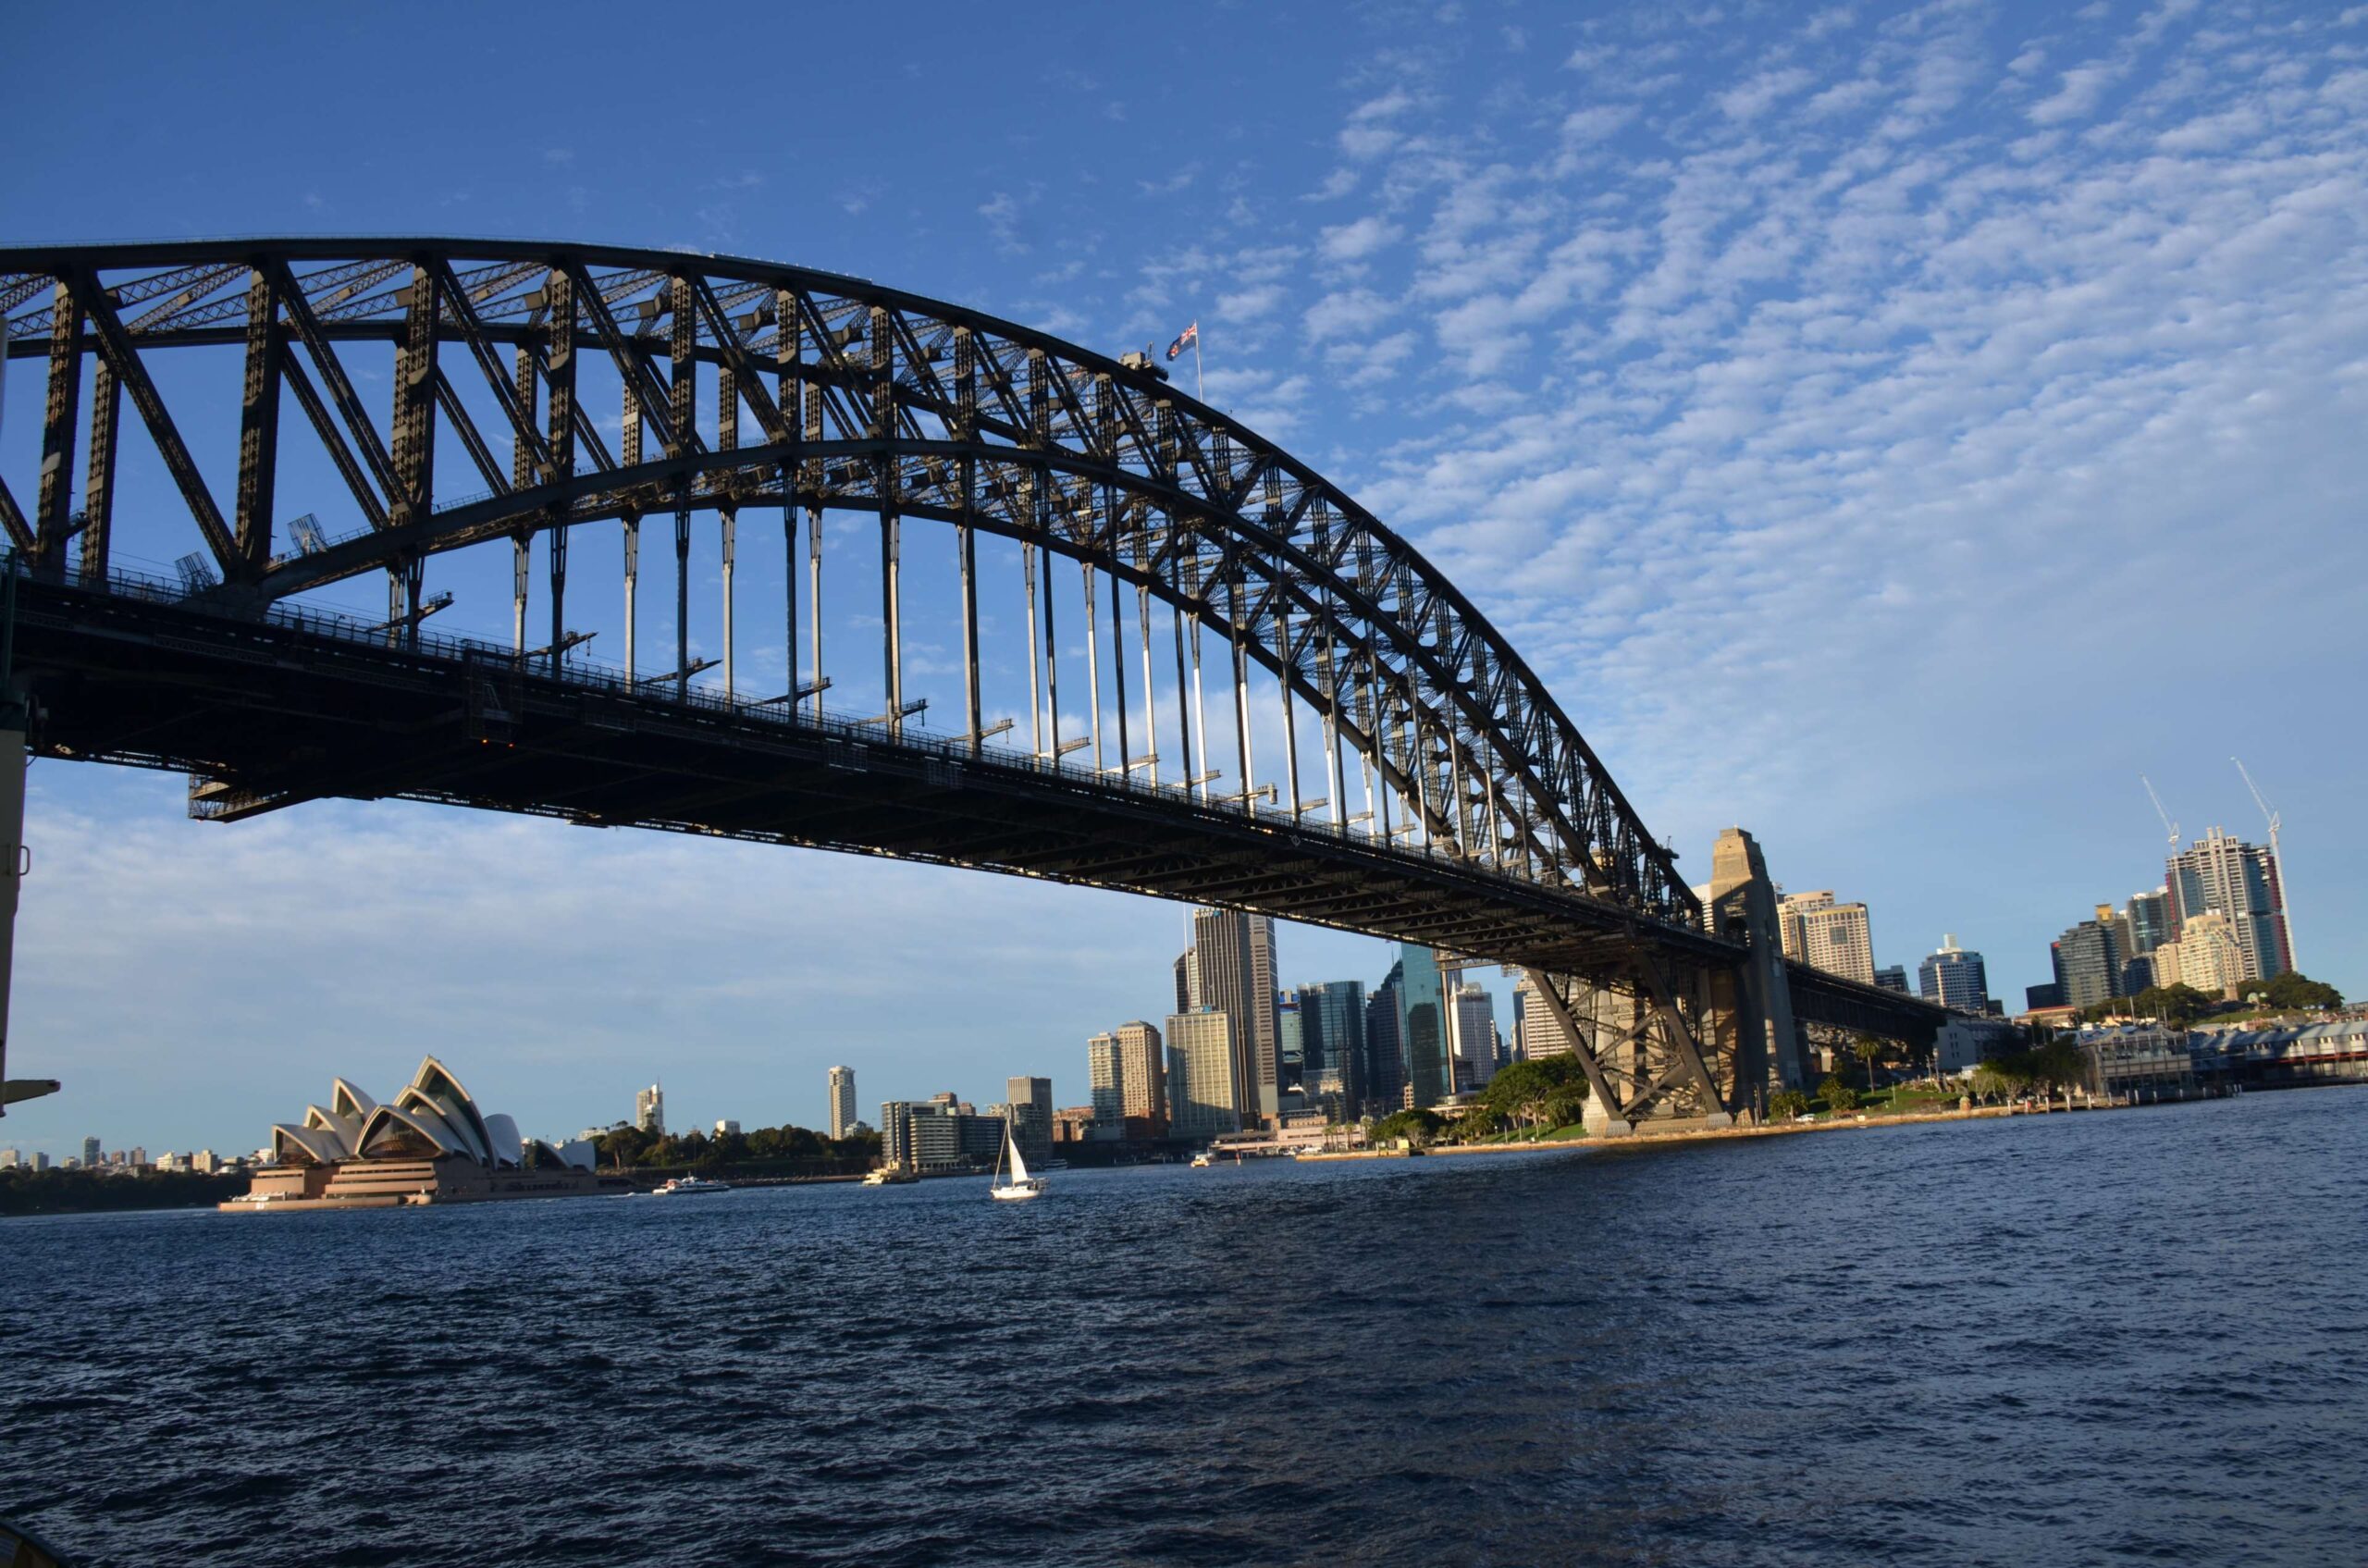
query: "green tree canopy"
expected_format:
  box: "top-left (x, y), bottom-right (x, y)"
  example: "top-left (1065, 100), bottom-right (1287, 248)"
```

top-left (2260, 971), bottom-right (2343, 1011)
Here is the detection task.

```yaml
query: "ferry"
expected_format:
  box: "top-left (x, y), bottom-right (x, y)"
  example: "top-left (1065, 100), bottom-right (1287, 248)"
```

top-left (651, 1176), bottom-right (734, 1195)
top-left (861, 1167), bottom-right (919, 1186)
top-left (1190, 1151), bottom-right (1215, 1167)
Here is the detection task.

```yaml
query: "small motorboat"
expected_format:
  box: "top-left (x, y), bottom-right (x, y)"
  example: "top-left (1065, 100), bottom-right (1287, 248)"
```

top-left (988, 1123), bottom-right (1044, 1202)
top-left (651, 1176), bottom-right (734, 1195)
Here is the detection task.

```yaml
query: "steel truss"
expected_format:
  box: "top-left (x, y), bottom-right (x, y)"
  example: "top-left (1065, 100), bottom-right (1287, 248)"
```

top-left (0, 239), bottom-right (1931, 1123)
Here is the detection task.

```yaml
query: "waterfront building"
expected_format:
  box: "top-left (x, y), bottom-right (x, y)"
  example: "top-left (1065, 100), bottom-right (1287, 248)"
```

top-left (1873, 965), bottom-right (1909, 994)
top-left (229, 1057), bottom-right (600, 1211)
top-left (1396, 944), bottom-right (1450, 1108)
top-left (1297, 982), bottom-right (1366, 1115)
top-left (879, 1100), bottom-right (1006, 1173)
top-left (1164, 1010), bottom-right (1241, 1140)
top-left (1006, 1076), bottom-right (1054, 1164)
top-left (1934, 1016), bottom-right (2016, 1074)
top-left (2166, 827), bottom-right (2288, 982)
top-left (1777, 891), bottom-right (1877, 985)
top-left (1918, 935), bottom-right (1990, 1013)
top-left (1449, 982), bottom-right (1499, 1088)
top-left (2054, 918), bottom-right (2123, 1009)
top-left (1115, 1020), bottom-right (1166, 1135)
top-left (635, 1083), bottom-right (665, 1137)
top-left (826, 1066), bottom-right (858, 1141)
top-left (1190, 907), bottom-right (1260, 1119)
top-left (1087, 1032), bottom-right (1125, 1126)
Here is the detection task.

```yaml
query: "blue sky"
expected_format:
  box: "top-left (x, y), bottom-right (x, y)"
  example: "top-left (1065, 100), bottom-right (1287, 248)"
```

top-left (4, 0), bottom-right (2363, 1156)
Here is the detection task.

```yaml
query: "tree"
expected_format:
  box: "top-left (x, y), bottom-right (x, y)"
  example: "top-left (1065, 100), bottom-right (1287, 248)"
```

top-left (2261, 971), bottom-right (2343, 1012)
top-left (1818, 1074), bottom-right (1858, 1113)
top-left (1850, 1035), bottom-right (1887, 1090)
top-left (1769, 1088), bottom-right (1810, 1119)
top-left (1372, 1108), bottom-right (1445, 1148)
top-left (1968, 1061), bottom-right (2016, 1105)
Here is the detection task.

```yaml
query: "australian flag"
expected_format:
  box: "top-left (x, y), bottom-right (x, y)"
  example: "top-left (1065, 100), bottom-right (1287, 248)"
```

top-left (1166, 321), bottom-right (1199, 361)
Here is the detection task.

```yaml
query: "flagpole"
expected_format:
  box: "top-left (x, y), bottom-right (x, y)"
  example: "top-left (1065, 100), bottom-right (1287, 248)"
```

top-left (1193, 327), bottom-right (1203, 404)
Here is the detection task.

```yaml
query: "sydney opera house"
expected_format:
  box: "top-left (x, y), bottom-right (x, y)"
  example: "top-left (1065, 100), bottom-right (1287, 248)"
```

top-left (221, 1056), bottom-right (611, 1211)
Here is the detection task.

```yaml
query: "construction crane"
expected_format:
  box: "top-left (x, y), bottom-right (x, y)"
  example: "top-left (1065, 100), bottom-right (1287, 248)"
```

top-left (2140, 774), bottom-right (2179, 851)
top-left (2233, 758), bottom-right (2294, 971)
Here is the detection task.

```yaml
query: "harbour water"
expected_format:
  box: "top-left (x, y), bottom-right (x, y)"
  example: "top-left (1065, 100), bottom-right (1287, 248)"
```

top-left (5, 1088), bottom-right (2365, 1566)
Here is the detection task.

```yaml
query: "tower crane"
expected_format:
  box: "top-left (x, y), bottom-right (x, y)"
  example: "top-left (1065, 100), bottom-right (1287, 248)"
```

top-left (2232, 758), bottom-right (2294, 971)
top-left (2140, 774), bottom-right (2179, 850)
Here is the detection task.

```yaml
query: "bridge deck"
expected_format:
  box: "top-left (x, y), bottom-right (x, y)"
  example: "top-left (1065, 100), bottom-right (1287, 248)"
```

top-left (14, 575), bottom-right (1743, 981)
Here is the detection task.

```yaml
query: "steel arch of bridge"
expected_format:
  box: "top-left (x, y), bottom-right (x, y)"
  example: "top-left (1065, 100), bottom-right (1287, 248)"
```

top-left (0, 237), bottom-right (1837, 1126)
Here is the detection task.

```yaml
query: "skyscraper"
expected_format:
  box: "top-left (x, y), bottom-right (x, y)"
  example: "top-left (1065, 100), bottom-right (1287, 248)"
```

top-left (1246, 916), bottom-right (1280, 1117)
top-left (1277, 993), bottom-right (1304, 1093)
top-left (1397, 943), bottom-right (1449, 1108)
top-left (2165, 827), bottom-right (2288, 982)
top-left (1298, 981), bottom-right (1367, 1112)
top-left (1173, 951), bottom-right (1194, 1016)
top-left (1917, 934), bottom-right (1990, 1012)
top-left (1088, 1032), bottom-right (1125, 1125)
top-left (2054, 918), bottom-right (2122, 1009)
top-left (1191, 907), bottom-right (1275, 1123)
top-left (826, 1066), bottom-right (857, 1141)
top-left (2126, 888), bottom-right (2172, 955)
top-left (1777, 891), bottom-right (1877, 984)
top-left (1115, 1020), bottom-right (1166, 1135)
top-left (1366, 961), bottom-right (1405, 1108)
top-left (81, 1136), bottom-right (102, 1168)
top-left (1164, 1011), bottom-right (1240, 1139)
top-left (1449, 983), bottom-right (1499, 1089)
top-left (1005, 1076), bottom-right (1054, 1164)
top-left (1872, 965), bottom-right (1909, 994)
top-left (635, 1083), bottom-right (665, 1137)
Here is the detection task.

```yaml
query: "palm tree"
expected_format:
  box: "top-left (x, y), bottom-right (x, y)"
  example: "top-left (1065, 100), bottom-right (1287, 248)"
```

top-left (1851, 1035), bottom-right (1886, 1093)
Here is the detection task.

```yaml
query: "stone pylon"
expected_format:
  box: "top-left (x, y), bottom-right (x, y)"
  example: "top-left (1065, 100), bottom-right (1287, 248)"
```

top-left (1705, 827), bottom-right (1809, 1105)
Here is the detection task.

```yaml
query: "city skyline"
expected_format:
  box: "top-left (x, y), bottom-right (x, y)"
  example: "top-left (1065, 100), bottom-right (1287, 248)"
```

top-left (5, 0), bottom-right (2363, 1156)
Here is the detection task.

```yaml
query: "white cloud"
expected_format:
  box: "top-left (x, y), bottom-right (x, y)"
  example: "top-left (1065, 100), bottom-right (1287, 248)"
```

top-left (1319, 214), bottom-right (1401, 263)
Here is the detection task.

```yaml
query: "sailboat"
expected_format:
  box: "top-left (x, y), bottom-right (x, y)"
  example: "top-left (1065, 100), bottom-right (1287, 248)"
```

top-left (989, 1122), bottom-right (1045, 1202)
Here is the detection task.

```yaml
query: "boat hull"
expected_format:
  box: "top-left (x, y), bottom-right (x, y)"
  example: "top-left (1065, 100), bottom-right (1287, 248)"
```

top-left (989, 1183), bottom-right (1044, 1201)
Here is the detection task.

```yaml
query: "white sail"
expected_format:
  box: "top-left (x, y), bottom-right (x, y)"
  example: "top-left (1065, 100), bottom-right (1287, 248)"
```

top-left (1005, 1126), bottom-right (1031, 1185)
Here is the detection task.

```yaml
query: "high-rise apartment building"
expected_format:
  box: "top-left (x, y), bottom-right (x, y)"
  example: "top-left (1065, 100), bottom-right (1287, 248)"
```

top-left (2165, 827), bottom-right (2288, 982)
top-left (1005, 1076), bottom-right (1054, 1164)
top-left (634, 1083), bottom-right (665, 1137)
top-left (2054, 918), bottom-right (2122, 1009)
top-left (1917, 934), bottom-right (1990, 1013)
top-left (826, 1066), bottom-right (858, 1141)
top-left (1164, 1011), bottom-right (1240, 1140)
top-left (1396, 944), bottom-right (1449, 1108)
top-left (1777, 891), bottom-right (1877, 984)
top-left (2152, 910), bottom-right (2246, 995)
top-left (81, 1136), bottom-right (102, 1168)
top-left (1087, 1033), bottom-right (1125, 1126)
top-left (1512, 973), bottom-right (1566, 1061)
top-left (1297, 982), bottom-right (1366, 1112)
top-left (1873, 965), bottom-right (1909, 994)
top-left (0, 1151), bottom-right (18, 1169)
top-left (880, 1100), bottom-right (1007, 1173)
top-left (1115, 1020), bottom-right (1166, 1135)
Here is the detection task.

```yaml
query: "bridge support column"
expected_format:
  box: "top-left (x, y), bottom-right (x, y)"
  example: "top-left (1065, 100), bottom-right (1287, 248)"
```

top-left (1706, 827), bottom-right (1807, 1098)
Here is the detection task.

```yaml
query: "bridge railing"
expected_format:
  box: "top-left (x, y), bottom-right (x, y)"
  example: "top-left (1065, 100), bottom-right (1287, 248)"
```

top-left (19, 556), bottom-right (1684, 924)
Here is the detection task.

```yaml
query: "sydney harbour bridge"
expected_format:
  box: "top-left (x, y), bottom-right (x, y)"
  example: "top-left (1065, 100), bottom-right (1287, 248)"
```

top-left (0, 239), bottom-right (1941, 1131)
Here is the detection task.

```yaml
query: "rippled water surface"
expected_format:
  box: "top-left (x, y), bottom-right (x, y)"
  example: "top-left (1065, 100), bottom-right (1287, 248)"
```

top-left (6, 1089), bottom-right (2367, 1566)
